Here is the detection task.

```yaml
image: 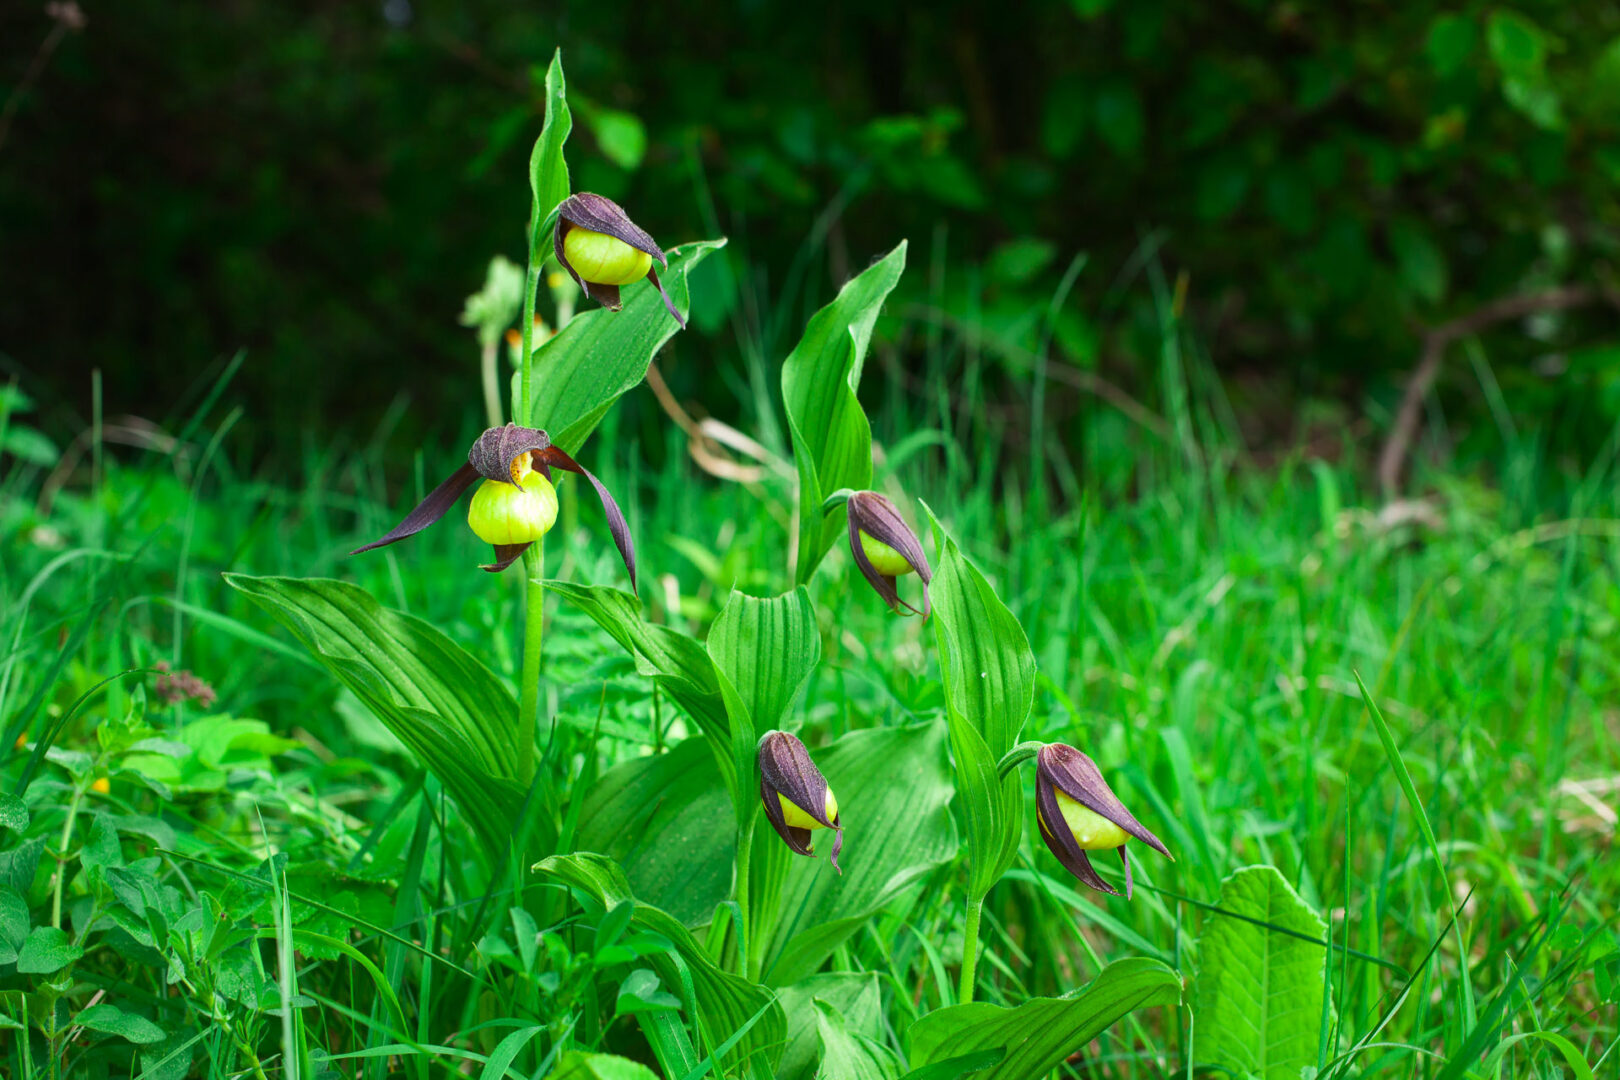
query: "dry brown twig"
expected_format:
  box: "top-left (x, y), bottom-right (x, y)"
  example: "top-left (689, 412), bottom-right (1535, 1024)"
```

top-left (0, 3), bottom-right (86, 153)
top-left (1377, 283), bottom-right (1620, 497)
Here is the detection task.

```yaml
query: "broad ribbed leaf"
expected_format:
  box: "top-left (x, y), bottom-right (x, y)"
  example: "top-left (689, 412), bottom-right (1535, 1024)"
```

top-left (775, 974), bottom-right (881, 1080)
top-left (783, 241), bottom-right (906, 583)
top-left (550, 1051), bottom-right (658, 1080)
top-left (526, 50), bottom-right (571, 261)
top-left (545, 581), bottom-right (730, 770)
top-left (906, 958), bottom-right (1181, 1079)
top-left (536, 853), bottom-right (785, 1075)
top-left (1193, 865), bottom-right (1329, 1079)
top-left (706, 587), bottom-right (820, 817)
top-left (224, 575), bottom-right (527, 862)
top-left (922, 508), bottom-right (1035, 759)
top-left (815, 1000), bottom-right (902, 1080)
top-left (575, 736), bottom-right (732, 928)
top-left (526, 239), bottom-right (726, 451)
top-left (760, 723), bottom-right (956, 986)
top-left (922, 508), bottom-right (1034, 897)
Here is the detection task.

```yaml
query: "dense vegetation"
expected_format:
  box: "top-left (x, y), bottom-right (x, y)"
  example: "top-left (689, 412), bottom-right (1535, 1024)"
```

top-left (4, 8), bottom-right (1620, 1080)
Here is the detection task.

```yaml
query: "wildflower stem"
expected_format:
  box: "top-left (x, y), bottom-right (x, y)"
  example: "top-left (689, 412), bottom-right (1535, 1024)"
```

top-left (958, 894), bottom-right (983, 1004)
top-left (731, 810), bottom-right (755, 977)
top-left (51, 780), bottom-right (86, 930)
top-left (518, 535), bottom-right (546, 783)
top-left (515, 240), bottom-right (544, 783)
top-left (518, 260), bottom-right (541, 426)
top-left (479, 340), bottom-right (502, 427)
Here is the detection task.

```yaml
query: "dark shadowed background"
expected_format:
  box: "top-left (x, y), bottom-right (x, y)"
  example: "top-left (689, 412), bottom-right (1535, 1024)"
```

top-left (4, 0), bottom-right (1620, 480)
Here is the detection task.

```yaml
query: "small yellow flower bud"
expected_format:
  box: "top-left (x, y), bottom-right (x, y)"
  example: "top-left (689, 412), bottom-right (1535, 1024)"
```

top-left (562, 228), bottom-right (653, 287)
top-left (858, 531), bottom-right (914, 577)
top-left (91, 776), bottom-right (110, 794)
top-left (779, 786), bottom-right (838, 832)
top-left (1052, 789), bottom-right (1129, 850)
top-left (467, 471), bottom-right (558, 546)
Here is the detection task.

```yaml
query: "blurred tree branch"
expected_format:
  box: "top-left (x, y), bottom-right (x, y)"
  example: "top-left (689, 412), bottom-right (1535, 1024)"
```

top-left (1378, 283), bottom-right (1620, 497)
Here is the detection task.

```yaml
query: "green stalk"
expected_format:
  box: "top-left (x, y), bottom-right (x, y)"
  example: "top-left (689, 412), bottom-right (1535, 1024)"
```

top-left (515, 238), bottom-right (543, 783)
top-left (51, 781), bottom-right (85, 930)
top-left (517, 261), bottom-right (541, 427)
top-left (518, 535), bottom-right (546, 783)
top-left (958, 894), bottom-right (984, 1004)
top-left (479, 340), bottom-right (502, 428)
top-left (731, 810), bottom-right (756, 978)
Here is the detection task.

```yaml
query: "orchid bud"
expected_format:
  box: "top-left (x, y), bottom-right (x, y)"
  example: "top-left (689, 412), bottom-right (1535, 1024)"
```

top-left (846, 491), bottom-right (932, 617)
top-left (1035, 743), bottom-right (1170, 898)
top-left (758, 731), bottom-right (843, 873)
top-left (553, 193), bottom-right (685, 327)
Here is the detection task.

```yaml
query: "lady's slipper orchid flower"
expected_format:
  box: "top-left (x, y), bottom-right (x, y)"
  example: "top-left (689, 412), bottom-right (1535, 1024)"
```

top-left (758, 731), bottom-right (843, 873)
top-left (352, 423), bottom-right (636, 579)
top-left (554, 193), bottom-right (685, 329)
top-left (846, 491), bottom-right (932, 617)
top-left (1035, 743), bottom-right (1170, 898)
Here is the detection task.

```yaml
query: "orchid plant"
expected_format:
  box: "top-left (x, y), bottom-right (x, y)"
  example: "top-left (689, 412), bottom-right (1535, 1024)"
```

top-left (226, 48), bottom-right (1177, 1079)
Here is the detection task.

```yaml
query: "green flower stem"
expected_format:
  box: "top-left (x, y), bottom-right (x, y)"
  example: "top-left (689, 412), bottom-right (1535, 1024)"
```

top-left (51, 780), bottom-right (86, 930)
top-left (518, 536), bottom-right (546, 783)
top-left (479, 340), bottom-right (502, 427)
top-left (515, 237), bottom-right (543, 783)
top-left (517, 260), bottom-right (541, 426)
top-left (731, 809), bottom-right (756, 978)
top-left (958, 894), bottom-right (984, 1004)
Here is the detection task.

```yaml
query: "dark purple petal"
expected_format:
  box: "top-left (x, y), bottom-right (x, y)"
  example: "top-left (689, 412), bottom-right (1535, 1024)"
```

top-left (760, 775), bottom-right (816, 857)
top-left (556, 193), bottom-right (668, 264)
top-left (468, 424), bottom-right (554, 485)
top-left (1036, 772), bottom-right (1118, 896)
top-left (846, 491), bottom-right (931, 616)
top-left (829, 816), bottom-right (843, 875)
top-left (350, 463), bottom-right (478, 555)
top-left (1038, 744), bottom-right (1170, 857)
top-left (758, 732), bottom-right (836, 829)
top-left (536, 445), bottom-right (637, 590)
top-left (646, 266), bottom-right (686, 329)
top-left (481, 542), bottom-right (532, 573)
top-left (553, 193), bottom-right (678, 321)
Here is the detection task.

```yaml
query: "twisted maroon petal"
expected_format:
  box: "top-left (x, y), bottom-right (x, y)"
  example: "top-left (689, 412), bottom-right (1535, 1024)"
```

top-left (351, 464), bottom-right (478, 555)
top-left (535, 444), bottom-right (637, 590)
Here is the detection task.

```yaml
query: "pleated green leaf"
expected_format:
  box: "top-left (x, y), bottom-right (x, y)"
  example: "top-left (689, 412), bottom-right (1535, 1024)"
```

top-left (782, 241), bottom-right (907, 584)
top-left (774, 973), bottom-right (882, 1080)
top-left (525, 239), bottom-right (727, 451)
top-left (575, 735), bottom-right (732, 929)
top-left (224, 574), bottom-right (527, 863)
top-left (536, 853), bottom-right (785, 1075)
top-left (706, 587), bottom-right (820, 817)
top-left (526, 50), bottom-right (571, 262)
top-left (815, 1000), bottom-right (903, 1080)
top-left (906, 958), bottom-right (1182, 1079)
top-left (760, 722), bottom-right (956, 986)
top-left (545, 580), bottom-right (730, 775)
top-left (921, 507), bottom-right (1035, 760)
top-left (1193, 865), bottom-right (1330, 1079)
top-left (921, 507), bottom-right (1034, 898)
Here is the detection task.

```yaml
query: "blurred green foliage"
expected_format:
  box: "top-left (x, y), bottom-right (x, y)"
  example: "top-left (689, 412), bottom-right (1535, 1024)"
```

top-left (4, 0), bottom-right (1620, 464)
